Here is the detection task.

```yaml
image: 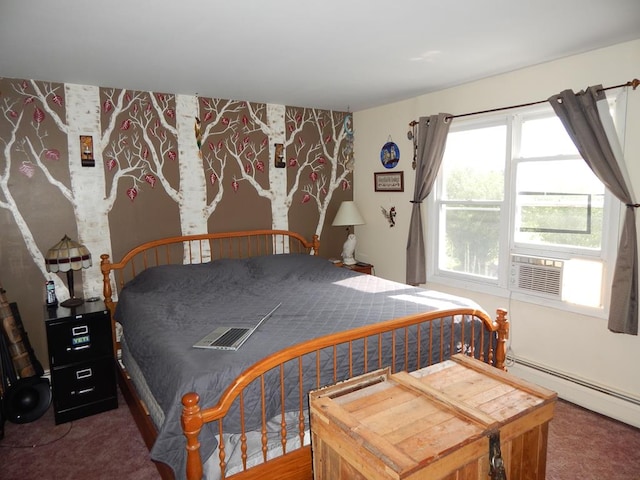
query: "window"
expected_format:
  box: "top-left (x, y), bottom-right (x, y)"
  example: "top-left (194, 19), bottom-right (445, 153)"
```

top-left (428, 95), bottom-right (626, 314)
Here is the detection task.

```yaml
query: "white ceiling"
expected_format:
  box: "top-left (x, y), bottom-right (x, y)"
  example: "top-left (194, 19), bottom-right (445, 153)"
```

top-left (1, 0), bottom-right (639, 111)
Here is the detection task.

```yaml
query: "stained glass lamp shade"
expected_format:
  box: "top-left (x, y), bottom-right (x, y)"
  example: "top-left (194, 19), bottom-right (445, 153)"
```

top-left (45, 235), bottom-right (92, 308)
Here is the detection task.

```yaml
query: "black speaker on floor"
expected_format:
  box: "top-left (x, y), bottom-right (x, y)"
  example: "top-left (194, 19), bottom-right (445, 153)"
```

top-left (4, 376), bottom-right (51, 424)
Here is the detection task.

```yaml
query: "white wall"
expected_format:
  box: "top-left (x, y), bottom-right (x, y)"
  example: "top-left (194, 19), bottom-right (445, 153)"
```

top-left (353, 39), bottom-right (640, 425)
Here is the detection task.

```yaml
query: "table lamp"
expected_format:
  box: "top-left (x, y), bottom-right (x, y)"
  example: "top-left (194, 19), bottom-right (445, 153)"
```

top-left (332, 201), bottom-right (365, 265)
top-left (45, 235), bottom-right (92, 307)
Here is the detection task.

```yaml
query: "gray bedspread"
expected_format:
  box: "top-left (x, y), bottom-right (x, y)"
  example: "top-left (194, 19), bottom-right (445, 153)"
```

top-left (115, 254), bottom-right (490, 477)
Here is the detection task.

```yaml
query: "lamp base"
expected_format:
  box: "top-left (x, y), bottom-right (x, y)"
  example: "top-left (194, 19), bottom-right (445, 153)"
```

top-left (60, 297), bottom-right (84, 308)
top-left (341, 256), bottom-right (357, 265)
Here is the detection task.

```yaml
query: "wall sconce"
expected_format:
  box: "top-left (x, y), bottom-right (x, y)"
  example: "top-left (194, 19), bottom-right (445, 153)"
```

top-left (274, 143), bottom-right (285, 168)
top-left (80, 135), bottom-right (95, 167)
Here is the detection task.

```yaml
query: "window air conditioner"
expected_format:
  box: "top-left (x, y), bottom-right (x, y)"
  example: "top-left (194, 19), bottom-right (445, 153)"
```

top-left (510, 255), bottom-right (563, 299)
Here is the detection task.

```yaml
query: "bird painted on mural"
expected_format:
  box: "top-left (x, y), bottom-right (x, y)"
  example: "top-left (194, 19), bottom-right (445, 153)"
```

top-left (381, 206), bottom-right (396, 227)
top-left (194, 116), bottom-right (202, 157)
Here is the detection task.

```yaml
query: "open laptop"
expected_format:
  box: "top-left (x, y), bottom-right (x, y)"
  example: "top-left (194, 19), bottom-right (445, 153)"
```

top-left (193, 302), bottom-right (282, 351)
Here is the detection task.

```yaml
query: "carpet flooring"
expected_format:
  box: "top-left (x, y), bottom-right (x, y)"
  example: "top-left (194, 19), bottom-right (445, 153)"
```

top-left (1, 387), bottom-right (639, 479)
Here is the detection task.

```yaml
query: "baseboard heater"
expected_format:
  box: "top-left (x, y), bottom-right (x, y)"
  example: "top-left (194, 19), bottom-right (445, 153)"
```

top-left (509, 355), bottom-right (640, 407)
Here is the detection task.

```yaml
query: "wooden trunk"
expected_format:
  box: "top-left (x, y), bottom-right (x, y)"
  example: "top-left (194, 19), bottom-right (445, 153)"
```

top-left (309, 354), bottom-right (556, 480)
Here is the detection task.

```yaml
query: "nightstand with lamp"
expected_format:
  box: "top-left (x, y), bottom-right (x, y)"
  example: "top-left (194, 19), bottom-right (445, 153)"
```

top-left (332, 201), bottom-right (374, 274)
top-left (43, 235), bottom-right (117, 423)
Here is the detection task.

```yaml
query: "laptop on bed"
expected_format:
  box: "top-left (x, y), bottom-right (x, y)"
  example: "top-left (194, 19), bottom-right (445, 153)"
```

top-left (193, 302), bottom-right (282, 351)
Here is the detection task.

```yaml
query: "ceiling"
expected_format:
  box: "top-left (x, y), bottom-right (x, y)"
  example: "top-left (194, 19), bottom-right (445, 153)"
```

top-left (1, 1), bottom-right (639, 112)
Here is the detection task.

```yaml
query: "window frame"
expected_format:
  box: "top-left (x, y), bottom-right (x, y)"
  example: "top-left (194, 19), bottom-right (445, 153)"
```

top-left (426, 102), bottom-right (623, 318)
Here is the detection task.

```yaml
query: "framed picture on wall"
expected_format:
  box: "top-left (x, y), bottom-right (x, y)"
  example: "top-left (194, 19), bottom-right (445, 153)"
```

top-left (374, 171), bottom-right (404, 192)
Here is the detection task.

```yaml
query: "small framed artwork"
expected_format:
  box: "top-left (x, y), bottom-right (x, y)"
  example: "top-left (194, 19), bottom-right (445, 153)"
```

top-left (380, 141), bottom-right (400, 169)
top-left (374, 171), bottom-right (404, 192)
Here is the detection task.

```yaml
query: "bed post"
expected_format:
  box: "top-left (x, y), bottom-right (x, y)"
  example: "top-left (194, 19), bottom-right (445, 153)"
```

top-left (100, 254), bottom-right (115, 316)
top-left (182, 392), bottom-right (204, 480)
top-left (311, 234), bottom-right (320, 255)
top-left (494, 308), bottom-right (509, 371)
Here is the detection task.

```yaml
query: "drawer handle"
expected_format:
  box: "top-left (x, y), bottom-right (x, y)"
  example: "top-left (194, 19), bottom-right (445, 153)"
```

top-left (72, 344), bottom-right (91, 351)
top-left (76, 368), bottom-right (93, 379)
top-left (77, 387), bottom-right (95, 395)
top-left (72, 325), bottom-right (89, 336)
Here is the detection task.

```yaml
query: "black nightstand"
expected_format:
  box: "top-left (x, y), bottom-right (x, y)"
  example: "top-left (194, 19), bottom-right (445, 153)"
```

top-left (44, 301), bottom-right (117, 424)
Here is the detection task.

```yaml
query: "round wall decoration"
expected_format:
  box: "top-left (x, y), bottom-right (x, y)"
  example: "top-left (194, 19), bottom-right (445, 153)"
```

top-left (380, 140), bottom-right (399, 169)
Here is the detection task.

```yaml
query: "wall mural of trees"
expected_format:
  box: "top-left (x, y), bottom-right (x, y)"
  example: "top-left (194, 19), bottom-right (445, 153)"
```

top-left (0, 76), bottom-right (352, 367)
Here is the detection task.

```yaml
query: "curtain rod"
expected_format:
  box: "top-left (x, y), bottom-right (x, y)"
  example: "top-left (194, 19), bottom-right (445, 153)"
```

top-left (408, 78), bottom-right (639, 127)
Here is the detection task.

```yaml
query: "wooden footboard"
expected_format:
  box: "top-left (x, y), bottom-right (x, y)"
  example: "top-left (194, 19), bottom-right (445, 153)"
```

top-left (99, 230), bottom-right (509, 480)
top-left (181, 308), bottom-right (509, 480)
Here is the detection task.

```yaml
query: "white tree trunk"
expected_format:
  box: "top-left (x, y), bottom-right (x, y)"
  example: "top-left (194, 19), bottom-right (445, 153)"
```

top-left (65, 83), bottom-right (111, 299)
top-left (176, 94), bottom-right (208, 236)
top-left (267, 104), bottom-right (289, 231)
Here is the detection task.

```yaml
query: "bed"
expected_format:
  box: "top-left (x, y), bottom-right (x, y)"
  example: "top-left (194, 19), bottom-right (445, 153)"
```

top-left (99, 229), bottom-right (509, 480)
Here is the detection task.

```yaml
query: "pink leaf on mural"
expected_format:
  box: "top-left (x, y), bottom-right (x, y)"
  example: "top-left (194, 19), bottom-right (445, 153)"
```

top-left (204, 111), bottom-right (213, 122)
top-left (166, 108), bottom-right (175, 119)
top-left (45, 149), bottom-right (60, 160)
top-left (125, 92), bottom-right (132, 102)
top-left (324, 135), bottom-right (332, 143)
top-left (8, 110), bottom-right (18, 118)
top-left (144, 174), bottom-right (156, 188)
top-left (103, 100), bottom-right (113, 113)
top-left (261, 137), bottom-right (268, 147)
top-left (217, 140), bottom-right (223, 150)
top-left (126, 187), bottom-right (138, 201)
top-left (288, 157), bottom-right (298, 167)
top-left (209, 172), bottom-right (217, 185)
top-left (21, 80), bottom-right (28, 91)
top-left (106, 158), bottom-right (117, 171)
top-left (19, 162), bottom-right (35, 178)
top-left (242, 115), bottom-right (248, 126)
top-left (232, 180), bottom-right (239, 192)
top-left (246, 151), bottom-right (254, 159)
top-left (157, 93), bottom-right (165, 101)
top-left (301, 193), bottom-right (311, 204)
top-left (24, 96), bottom-right (35, 105)
top-left (288, 124), bottom-right (295, 133)
top-left (319, 120), bottom-right (325, 128)
top-left (244, 163), bottom-right (252, 174)
top-left (309, 171), bottom-right (318, 182)
top-left (133, 103), bottom-right (139, 114)
top-left (243, 136), bottom-right (250, 144)
top-left (295, 113), bottom-right (302, 124)
top-left (317, 156), bottom-right (326, 164)
top-left (232, 132), bottom-right (239, 142)
top-left (51, 94), bottom-right (63, 107)
top-left (222, 117), bottom-right (230, 125)
top-left (142, 147), bottom-right (149, 159)
top-left (255, 160), bottom-right (264, 172)
top-left (321, 187), bottom-right (327, 196)
top-left (167, 150), bottom-right (177, 161)
top-left (208, 141), bottom-right (215, 151)
top-left (33, 107), bottom-right (45, 123)
top-left (120, 119), bottom-right (131, 130)
top-left (341, 179), bottom-right (350, 190)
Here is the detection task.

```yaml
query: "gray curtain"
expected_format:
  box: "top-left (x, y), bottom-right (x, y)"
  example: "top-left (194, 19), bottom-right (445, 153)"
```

top-left (549, 86), bottom-right (638, 335)
top-left (406, 113), bottom-right (451, 285)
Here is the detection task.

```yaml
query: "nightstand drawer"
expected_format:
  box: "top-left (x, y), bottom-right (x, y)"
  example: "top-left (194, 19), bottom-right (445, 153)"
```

top-left (46, 311), bottom-right (113, 366)
top-left (52, 357), bottom-right (117, 411)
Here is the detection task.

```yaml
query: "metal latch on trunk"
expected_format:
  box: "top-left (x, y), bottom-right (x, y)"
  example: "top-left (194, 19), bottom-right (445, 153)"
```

top-left (489, 431), bottom-right (507, 480)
